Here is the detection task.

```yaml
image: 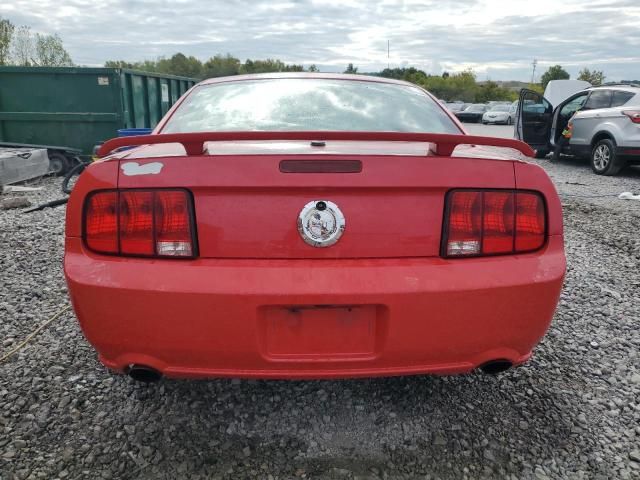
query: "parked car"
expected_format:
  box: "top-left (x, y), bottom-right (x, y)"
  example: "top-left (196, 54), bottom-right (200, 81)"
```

top-left (516, 84), bottom-right (640, 175)
top-left (482, 104), bottom-right (517, 125)
top-left (455, 103), bottom-right (489, 123)
top-left (445, 102), bottom-right (468, 113)
top-left (65, 73), bottom-right (565, 382)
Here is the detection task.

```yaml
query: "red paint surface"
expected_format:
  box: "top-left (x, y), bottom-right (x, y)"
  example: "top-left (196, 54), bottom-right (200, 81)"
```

top-left (65, 151), bottom-right (565, 379)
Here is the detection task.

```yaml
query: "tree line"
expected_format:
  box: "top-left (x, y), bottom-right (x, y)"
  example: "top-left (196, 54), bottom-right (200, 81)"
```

top-left (540, 64), bottom-right (605, 88)
top-left (0, 17), bottom-right (73, 66)
top-left (103, 54), bottom-right (608, 103)
top-left (105, 53), bottom-right (316, 79)
top-left (104, 53), bottom-right (520, 102)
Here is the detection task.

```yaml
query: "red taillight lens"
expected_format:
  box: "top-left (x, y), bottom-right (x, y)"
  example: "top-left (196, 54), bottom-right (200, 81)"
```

top-left (482, 191), bottom-right (515, 254)
top-left (623, 110), bottom-right (640, 124)
top-left (84, 191), bottom-right (118, 254)
top-left (84, 189), bottom-right (196, 258)
top-left (515, 192), bottom-right (546, 252)
top-left (120, 191), bottom-right (154, 255)
top-left (443, 190), bottom-right (546, 257)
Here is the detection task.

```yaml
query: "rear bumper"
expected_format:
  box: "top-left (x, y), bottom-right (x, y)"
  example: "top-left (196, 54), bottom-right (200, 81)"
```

top-left (617, 146), bottom-right (640, 162)
top-left (64, 236), bottom-right (565, 379)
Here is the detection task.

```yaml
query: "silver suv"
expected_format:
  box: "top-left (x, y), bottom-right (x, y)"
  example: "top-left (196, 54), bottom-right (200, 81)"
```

top-left (515, 84), bottom-right (640, 175)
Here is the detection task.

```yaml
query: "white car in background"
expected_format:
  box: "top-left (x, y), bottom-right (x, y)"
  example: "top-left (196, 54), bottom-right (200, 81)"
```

top-left (516, 83), bottom-right (640, 175)
top-left (482, 103), bottom-right (517, 125)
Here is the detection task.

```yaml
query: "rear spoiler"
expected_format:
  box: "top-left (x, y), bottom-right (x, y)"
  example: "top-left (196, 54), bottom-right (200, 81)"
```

top-left (97, 131), bottom-right (535, 158)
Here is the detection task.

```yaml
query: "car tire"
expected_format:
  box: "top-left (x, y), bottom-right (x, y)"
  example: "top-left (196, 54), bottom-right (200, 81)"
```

top-left (507, 117), bottom-right (513, 125)
top-left (47, 152), bottom-right (69, 176)
top-left (591, 138), bottom-right (625, 176)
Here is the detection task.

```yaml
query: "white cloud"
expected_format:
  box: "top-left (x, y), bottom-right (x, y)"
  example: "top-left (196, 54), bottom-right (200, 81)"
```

top-left (1, 0), bottom-right (639, 81)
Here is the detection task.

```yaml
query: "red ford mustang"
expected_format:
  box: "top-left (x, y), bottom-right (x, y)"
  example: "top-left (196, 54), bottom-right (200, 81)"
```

top-left (64, 73), bottom-right (565, 382)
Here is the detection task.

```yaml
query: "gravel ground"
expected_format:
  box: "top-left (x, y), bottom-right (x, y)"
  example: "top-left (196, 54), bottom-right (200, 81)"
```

top-left (1, 150), bottom-right (639, 480)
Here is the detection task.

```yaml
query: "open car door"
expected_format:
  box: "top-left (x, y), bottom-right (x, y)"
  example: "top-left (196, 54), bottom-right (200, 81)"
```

top-left (515, 89), bottom-right (553, 158)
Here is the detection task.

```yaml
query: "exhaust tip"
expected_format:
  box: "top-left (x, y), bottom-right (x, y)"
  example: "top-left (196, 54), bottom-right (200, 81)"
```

top-left (127, 364), bottom-right (162, 383)
top-left (479, 359), bottom-right (513, 375)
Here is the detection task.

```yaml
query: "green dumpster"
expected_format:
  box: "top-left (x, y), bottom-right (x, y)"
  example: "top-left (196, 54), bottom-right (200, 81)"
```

top-left (0, 67), bottom-right (197, 156)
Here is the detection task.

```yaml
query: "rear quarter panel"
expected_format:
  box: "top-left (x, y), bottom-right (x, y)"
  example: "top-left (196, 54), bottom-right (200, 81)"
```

top-left (65, 160), bottom-right (119, 238)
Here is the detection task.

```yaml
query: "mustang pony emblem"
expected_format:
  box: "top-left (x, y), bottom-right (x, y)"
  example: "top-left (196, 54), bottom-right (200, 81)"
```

top-left (297, 200), bottom-right (346, 247)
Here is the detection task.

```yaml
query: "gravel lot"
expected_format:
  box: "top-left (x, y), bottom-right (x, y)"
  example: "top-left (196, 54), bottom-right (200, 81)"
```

top-left (1, 136), bottom-right (639, 479)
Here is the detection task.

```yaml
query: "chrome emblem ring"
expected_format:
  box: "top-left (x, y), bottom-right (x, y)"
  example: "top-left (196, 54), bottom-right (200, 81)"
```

top-left (297, 200), bottom-right (346, 247)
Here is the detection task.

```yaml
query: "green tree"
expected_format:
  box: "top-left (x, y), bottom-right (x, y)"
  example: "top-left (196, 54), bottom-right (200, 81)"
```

top-left (105, 59), bottom-right (162, 72)
top-left (156, 53), bottom-right (202, 77)
top-left (241, 58), bottom-right (303, 74)
top-left (203, 54), bottom-right (240, 78)
top-left (344, 63), bottom-right (358, 74)
top-left (105, 60), bottom-right (136, 69)
top-left (379, 67), bottom-right (427, 82)
top-left (526, 83), bottom-right (544, 95)
top-left (308, 64), bottom-right (319, 72)
top-left (475, 80), bottom-right (517, 102)
top-left (0, 17), bottom-right (14, 65)
top-left (11, 25), bottom-right (34, 66)
top-left (577, 68), bottom-right (605, 86)
top-left (418, 70), bottom-right (478, 102)
top-left (540, 65), bottom-right (570, 88)
top-left (34, 33), bottom-right (73, 66)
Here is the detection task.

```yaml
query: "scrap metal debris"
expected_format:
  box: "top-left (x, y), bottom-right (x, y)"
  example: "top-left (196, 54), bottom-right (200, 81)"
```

top-left (1, 185), bottom-right (43, 194)
top-left (619, 192), bottom-right (640, 201)
top-left (1, 197), bottom-right (32, 210)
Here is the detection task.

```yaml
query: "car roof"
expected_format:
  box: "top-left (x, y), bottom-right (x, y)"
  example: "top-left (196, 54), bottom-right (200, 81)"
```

top-left (586, 84), bottom-right (639, 93)
top-left (197, 72), bottom-right (418, 88)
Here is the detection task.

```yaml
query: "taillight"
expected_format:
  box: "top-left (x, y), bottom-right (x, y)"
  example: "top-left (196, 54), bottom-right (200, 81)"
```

top-left (85, 191), bottom-right (118, 254)
top-left (443, 190), bottom-right (546, 257)
top-left (83, 189), bottom-right (196, 258)
top-left (623, 110), bottom-right (640, 124)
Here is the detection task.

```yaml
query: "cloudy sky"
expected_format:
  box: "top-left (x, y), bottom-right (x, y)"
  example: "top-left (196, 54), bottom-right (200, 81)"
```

top-left (1, 0), bottom-right (639, 81)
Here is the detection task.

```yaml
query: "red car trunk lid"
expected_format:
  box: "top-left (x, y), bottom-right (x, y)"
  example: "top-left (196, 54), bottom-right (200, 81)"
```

top-left (117, 151), bottom-right (515, 259)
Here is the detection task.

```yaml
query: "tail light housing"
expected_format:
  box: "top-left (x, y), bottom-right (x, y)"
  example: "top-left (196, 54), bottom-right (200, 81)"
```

top-left (622, 110), bottom-right (640, 124)
top-left (84, 189), bottom-right (197, 258)
top-left (442, 189), bottom-right (546, 258)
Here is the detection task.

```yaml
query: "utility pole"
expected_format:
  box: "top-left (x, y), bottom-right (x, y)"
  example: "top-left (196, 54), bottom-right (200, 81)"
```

top-left (531, 59), bottom-right (538, 84)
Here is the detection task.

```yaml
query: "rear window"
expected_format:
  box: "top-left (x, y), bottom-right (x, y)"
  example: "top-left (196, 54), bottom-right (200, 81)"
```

top-left (611, 90), bottom-right (635, 107)
top-left (162, 78), bottom-right (460, 134)
top-left (466, 104), bottom-right (487, 112)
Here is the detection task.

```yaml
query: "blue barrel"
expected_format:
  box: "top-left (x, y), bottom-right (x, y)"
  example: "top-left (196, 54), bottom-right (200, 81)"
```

top-left (117, 128), bottom-right (152, 137)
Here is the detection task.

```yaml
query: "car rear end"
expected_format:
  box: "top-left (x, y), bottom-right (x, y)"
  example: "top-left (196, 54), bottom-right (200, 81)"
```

top-left (571, 86), bottom-right (640, 173)
top-left (615, 89), bottom-right (640, 162)
top-left (64, 75), bottom-right (565, 380)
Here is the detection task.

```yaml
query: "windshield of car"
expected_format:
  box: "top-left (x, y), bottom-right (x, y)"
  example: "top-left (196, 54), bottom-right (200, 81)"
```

top-left (489, 105), bottom-right (510, 112)
top-left (162, 78), bottom-right (461, 134)
top-left (465, 104), bottom-right (486, 112)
